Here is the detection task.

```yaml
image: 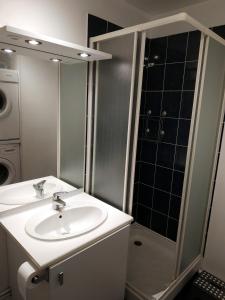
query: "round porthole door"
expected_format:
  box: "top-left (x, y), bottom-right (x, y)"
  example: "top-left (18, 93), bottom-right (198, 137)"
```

top-left (0, 158), bottom-right (15, 186)
top-left (0, 89), bottom-right (12, 119)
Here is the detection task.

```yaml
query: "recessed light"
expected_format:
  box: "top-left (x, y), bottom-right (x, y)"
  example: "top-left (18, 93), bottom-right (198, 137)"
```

top-left (1, 48), bottom-right (16, 53)
top-left (25, 39), bottom-right (42, 46)
top-left (78, 52), bottom-right (90, 58)
top-left (50, 58), bottom-right (62, 62)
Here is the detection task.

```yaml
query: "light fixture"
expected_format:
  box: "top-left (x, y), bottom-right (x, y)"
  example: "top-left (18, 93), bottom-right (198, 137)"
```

top-left (1, 48), bottom-right (16, 53)
top-left (78, 52), bottom-right (90, 58)
top-left (25, 39), bottom-right (42, 46)
top-left (50, 58), bottom-right (62, 62)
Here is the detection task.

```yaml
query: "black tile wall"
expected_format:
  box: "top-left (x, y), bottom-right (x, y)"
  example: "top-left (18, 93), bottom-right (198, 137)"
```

top-left (148, 37), bottom-right (167, 64)
top-left (136, 204), bottom-right (151, 227)
top-left (186, 31), bottom-right (201, 61)
top-left (151, 210), bottom-right (168, 236)
top-left (147, 65), bottom-right (165, 90)
top-left (134, 30), bottom-right (201, 241)
top-left (167, 33), bottom-right (188, 63)
top-left (164, 63), bottom-right (185, 90)
top-left (88, 15), bottom-right (225, 243)
top-left (145, 91), bottom-right (162, 116)
top-left (157, 143), bottom-right (175, 169)
top-left (141, 140), bottom-right (157, 164)
top-left (88, 14), bottom-right (122, 40)
top-left (88, 15), bottom-right (108, 38)
top-left (153, 189), bottom-right (170, 215)
top-left (167, 218), bottom-right (179, 241)
top-left (180, 92), bottom-right (194, 119)
top-left (161, 92), bottom-right (182, 118)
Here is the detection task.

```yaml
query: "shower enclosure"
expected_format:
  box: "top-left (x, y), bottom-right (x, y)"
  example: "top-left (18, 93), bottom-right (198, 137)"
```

top-left (86, 13), bottom-right (225, 300)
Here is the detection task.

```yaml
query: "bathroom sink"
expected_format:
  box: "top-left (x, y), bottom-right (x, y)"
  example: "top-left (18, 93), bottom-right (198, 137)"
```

top-left (25, 204), bottom-right (108, 241)
top-left (0, 181), bottom-right (62, 205)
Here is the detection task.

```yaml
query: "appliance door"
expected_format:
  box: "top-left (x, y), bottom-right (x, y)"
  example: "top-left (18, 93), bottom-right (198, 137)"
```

top-left (0, 158), bottom-right (16, 186)
top-left (0, 88), bottom-right (12, 119)
top-left (0, 83), bottom-right (20, 140)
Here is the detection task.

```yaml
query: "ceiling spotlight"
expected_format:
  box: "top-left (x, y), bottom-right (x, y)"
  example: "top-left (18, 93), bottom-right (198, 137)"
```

top-left (50, 58), bottom-right (62, 62)
top-left (1, 48), bottom-right (16, 53)
top-left (25, 39), bottom-right (42, 46)
top-left (78, 52), bottom-right (90, 58)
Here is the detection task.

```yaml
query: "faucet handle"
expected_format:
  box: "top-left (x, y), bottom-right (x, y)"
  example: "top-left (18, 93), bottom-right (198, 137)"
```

top-left (52, 192), bottom-right (68, 211)
top-left (33, 180), bottom-right (47, 199)
top-left (33, 180), bottom-right (46, 190)
top-left (53, 191), bottom-right (68, 201)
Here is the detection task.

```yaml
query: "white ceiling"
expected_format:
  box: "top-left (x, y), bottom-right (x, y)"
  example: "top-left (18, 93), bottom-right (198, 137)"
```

top-left (126, 0), bottom-right (209, 15)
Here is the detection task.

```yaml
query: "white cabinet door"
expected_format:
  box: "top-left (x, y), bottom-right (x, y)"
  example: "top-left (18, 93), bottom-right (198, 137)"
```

top-left (0, 227), bottom-right (8, 293)
top-left (49, 226), bottom-right (130, 300)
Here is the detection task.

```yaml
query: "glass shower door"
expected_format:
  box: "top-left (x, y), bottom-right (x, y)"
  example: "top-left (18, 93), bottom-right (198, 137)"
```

top-left (91, 33), bottom-right (138, 210)
top-left (176, 36), bottom-right (225, 274)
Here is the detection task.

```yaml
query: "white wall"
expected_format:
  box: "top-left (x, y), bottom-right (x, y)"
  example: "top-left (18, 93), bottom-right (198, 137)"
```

top-left (0, 0), bottom-right (149, 47)
top-left (18, 55), bottom-right (58, 180)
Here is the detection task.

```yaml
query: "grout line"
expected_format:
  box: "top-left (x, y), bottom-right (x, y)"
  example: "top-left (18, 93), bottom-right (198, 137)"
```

top-left (136, 181), bottom-right (182, 198)
top-left (139, 114), bottom-right (192, 121)
top-left (137, 203), bottom-right (180, 221)
top-left (145, 59), bottom-right (198, 68)
top-left (142, 89), bottom-right (195, 93)
top-left (138, 160), bottom-right (185, 173)
top-left (139, 137), bottom-right (189, 147)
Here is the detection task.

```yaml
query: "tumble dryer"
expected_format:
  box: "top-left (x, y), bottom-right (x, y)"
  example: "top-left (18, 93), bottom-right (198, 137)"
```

top-left (0, 69), bottom-right (20, 140)
top-left (0, 144), bottom-right (20, 186)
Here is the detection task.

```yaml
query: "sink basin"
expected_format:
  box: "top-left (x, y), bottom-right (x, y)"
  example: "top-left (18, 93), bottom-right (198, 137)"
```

top-left (0, 181), bottom-right (62, 205)
top-left (25, 204), bottom-right (108, 241)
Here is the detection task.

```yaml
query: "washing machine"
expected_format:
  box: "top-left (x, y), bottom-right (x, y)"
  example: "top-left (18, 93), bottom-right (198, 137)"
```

top-left (0, 144), bottom-right (20, 186)
top-left (0, 69), bottom-right (20, 140)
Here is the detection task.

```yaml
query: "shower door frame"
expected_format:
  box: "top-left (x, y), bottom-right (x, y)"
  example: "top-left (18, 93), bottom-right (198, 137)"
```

top-left (86, 12), bottom-right (225, 298)
top-left (86, 32), bottom-right (139, 211)
top-left (174, 34), bottom-right (225, 277)
top-left (174, 32), bottom-right (207, 276)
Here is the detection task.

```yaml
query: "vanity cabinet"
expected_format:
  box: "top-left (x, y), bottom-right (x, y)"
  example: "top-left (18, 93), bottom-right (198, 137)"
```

top-left (0, 226), bottom-right (8, 293)
top-left (7, 225), bottom-right (130, 300)
top-left (49, 226), bottom-right (129, 300)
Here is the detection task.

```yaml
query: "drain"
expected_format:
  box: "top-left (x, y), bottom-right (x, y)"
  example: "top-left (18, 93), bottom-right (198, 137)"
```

top-left (134, 240), bottom-right (142, 246)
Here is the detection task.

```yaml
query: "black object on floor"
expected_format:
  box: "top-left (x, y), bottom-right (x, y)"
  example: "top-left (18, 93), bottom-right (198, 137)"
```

top-left (175, 271), bottom-right (225, 300)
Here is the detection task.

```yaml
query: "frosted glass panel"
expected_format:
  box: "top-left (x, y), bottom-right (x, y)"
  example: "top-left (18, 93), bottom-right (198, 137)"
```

top-left (180, 38), bottom-right (225, 272)
top-left (60, 62), bottom-right (87, 187)
top-left (92, 33), bottom-right (136, 210)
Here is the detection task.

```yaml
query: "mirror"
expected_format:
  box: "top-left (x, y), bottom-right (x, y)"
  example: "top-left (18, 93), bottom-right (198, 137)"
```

top-left (0, 42), bottom-right (87, 205)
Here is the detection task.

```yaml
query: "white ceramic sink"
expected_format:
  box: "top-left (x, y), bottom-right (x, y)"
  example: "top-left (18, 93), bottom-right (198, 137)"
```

top-left (25, 204), bottom-right (108, 241)
top-left (0, 181), bottom-right (62, 205)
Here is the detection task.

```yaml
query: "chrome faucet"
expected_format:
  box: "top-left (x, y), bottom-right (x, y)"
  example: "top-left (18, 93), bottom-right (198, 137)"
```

top-left (33, 180), bottom-right (46, 198)
top-left (52, 192), bottom-right (68, 212)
